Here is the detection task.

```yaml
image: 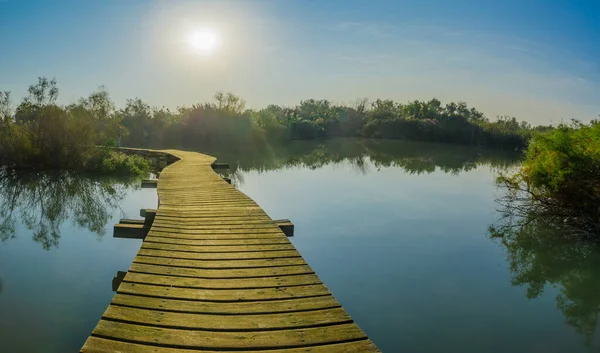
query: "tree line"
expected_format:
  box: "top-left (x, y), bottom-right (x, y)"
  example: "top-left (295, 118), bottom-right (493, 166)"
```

top-left (0, 78), bottom-right (149, 173)
top-left (0, 77), bottom-right (553, 171)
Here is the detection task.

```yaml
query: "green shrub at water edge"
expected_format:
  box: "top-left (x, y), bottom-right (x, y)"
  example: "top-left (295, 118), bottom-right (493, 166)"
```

top-left (498, 121), bottom-right (600, 232)
top-left (87, 150), bottom-right (151, 177)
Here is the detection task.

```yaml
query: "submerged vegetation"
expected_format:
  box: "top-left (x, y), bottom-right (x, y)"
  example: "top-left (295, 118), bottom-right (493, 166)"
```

top-left (1, 78), bottom-right (551, 173)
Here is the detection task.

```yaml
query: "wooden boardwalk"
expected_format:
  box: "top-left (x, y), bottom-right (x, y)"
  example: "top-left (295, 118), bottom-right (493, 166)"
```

top-left (81, 150), bottom-right (380, 352)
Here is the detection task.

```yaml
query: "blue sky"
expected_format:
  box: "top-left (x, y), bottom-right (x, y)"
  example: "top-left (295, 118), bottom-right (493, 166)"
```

top-left (0, 0), bottom-right (598, 124)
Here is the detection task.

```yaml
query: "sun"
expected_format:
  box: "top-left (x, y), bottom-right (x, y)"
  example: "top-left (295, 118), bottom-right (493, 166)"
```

top-left (188, 29), bottom-right (218, 54)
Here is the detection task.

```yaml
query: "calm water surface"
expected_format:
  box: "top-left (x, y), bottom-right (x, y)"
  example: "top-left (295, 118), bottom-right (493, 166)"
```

top-left (1, 138), bottom-right (599, 352)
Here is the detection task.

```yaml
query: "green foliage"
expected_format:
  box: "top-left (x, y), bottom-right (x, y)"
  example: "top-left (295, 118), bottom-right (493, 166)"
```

top-left (1, 77), bottom-right (549, 173)
top-left (498, 121), bottom-right (600, 229)
top-left (108, 90), bottom-right (540, 151)
top-left (85, 150), bottom-right (151, 177)
top-left (0, 78), bottom-right (147, 176)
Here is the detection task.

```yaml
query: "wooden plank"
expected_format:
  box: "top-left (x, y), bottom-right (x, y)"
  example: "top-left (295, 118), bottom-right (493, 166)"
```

top-left (123, 272), bottom-right (322, 289)
top-left (153, 219), bottom-right (276, 226)
top-left (146, 229), bottom-right (285, 240)
top-left (154, 214), bottom-right (272, 221)
top-left (117, 282), bottom-right (331, 301)
top-left (141, 179), bottom-right (158, 188)
top-left (276, 219), bottom-right (295, 237)
top-left (146, 228), bottom-right (284, 235)
top-left (119, 219), bottom-right (145, 225)
top-left (91, 321), bottom-right (367, 349)
top-left (159, 209), bottom-right (268, 214)
top-left (113, 224), bottom-right (149, 239)
top-left (149, 223), bottom-right (282, 230)
top-left (128, 263), bottom-right (314, 278)
top-left (156, 195), bottom-right (251, 201)
top-left (141, 242), bottom-right (296, 253)
top-left (133, 255), bottom-right (308, 269)
top-left (102, 306), bottom-right (351, 330)
top-left (111, 293), bottom-right (341, 314)
top-left (138, 248), bottom-right (301, 260)
top-left (144, 235), bottom-right (291, 246)
top-left (158, 206), bottom-right (263, 211)
top-left (159, 201), bottom-right (259, 207)
top-left (82, 337), bottom-right (380, 353)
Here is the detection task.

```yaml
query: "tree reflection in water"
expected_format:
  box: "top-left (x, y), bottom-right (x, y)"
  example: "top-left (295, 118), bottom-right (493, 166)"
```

top-left (490, 208), bottom-right (600, 346)
top-left (0, 169), bottom-right (136, 250)
top-left (211, 138), bottom-right (521, 187)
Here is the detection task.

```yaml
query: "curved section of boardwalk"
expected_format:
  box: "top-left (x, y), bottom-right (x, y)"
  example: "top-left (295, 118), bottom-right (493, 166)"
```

top-left (81, 150), bottom-right (379, 352)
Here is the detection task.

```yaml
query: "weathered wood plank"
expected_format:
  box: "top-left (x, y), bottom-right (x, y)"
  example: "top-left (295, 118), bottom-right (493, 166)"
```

top-left (91, 321), bottom-right (367, 349)
top-left (82, 337), bottom-right (380, 353)
top-left (117, 282), bottom-right (331, 301)
top-left (137, 248), bottom-right (301, 260)
top-left (153, 219), bottom-right (276, 226)
top-left (148, 228), bottom-right (283, 235)
top-left (102, 306), bottom-right (351, 330)
top-left (110, 293), bottom-right (341, 314)
top-left (146, 229), bottom-right (285, 240)
top-left (141, 242), bottom-right (296, 253)
top-left (149, 223), bottom-right (282, 230)
top-left (144, 235), bottom-right (291, 246)
top-left (133, 255), bottom-right (307, 269)
top-left (123, 272), bottom-right (322, 289)
top-left (128, 263), bottom-right (314, 278)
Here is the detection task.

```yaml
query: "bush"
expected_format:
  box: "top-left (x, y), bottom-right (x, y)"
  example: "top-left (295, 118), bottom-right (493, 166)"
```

top-left (86, 150), bottom-right (151, 177)
top-left (498, 121), bottom-right (600, 231)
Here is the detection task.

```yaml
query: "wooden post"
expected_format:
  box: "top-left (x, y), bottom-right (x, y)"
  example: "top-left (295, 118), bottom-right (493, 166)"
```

top-left (211, 162), bottom-right (229, 169)
top-left (141, 180), bottom-right (158, 188)
top-left (144, 209), bottom-right (157, 227)
top-left (113, 224), bottom-right (149, 239)
top-left (112, 271), bottom-right (127, 291)
top-left (140, 208), bottom-right (157, 217)
top-left (274, 219), bottom-right (294, 237)
top-left (158, 157), bottom-right (167, 169)
top-left (119, 219), bottom-right (145, 225)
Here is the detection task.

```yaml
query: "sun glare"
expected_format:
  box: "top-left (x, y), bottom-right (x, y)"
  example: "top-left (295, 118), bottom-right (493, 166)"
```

top-left (188, 29), bottom-right (218, 54)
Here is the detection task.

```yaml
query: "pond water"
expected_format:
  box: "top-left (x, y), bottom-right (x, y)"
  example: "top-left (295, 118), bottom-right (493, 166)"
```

top-left (1, 138), bottom-right (600, 352)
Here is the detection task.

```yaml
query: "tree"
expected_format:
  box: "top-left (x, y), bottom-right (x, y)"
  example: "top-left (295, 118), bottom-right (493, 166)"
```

top-left (0, 91), bottom-right (11, 122)
top-left (24, 77), bottom-right (58, 106)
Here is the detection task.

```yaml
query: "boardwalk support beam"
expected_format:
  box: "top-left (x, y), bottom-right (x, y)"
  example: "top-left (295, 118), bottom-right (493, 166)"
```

top-left (114, 209), bottom-right (157, 239)
top-left (141, 179), bottom-right (158, 188)
top-left (111, 271), bottom-right (127, 292)
top-left (211, 162), bottom-right (229, 169)
top-left (275, 219), bottom-right (294, 237)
